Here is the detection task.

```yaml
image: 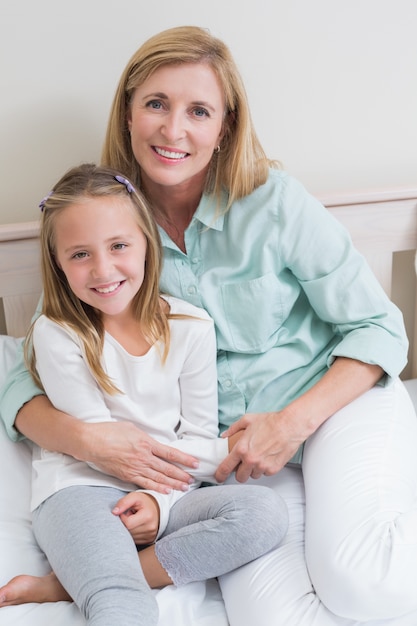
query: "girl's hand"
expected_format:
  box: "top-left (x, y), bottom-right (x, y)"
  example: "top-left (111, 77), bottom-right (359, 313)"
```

top-left (112, 491), bottom-right (160, 545)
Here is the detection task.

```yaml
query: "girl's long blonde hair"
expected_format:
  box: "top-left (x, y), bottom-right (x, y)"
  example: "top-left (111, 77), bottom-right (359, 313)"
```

top-left (26, 163), bottom-right (169, 394)
top-left (102, 25), bottom-right (279, 210)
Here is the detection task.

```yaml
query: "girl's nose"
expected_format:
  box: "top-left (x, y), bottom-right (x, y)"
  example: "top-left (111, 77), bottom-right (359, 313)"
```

top-left (91, 253), bottom-right (111, 280)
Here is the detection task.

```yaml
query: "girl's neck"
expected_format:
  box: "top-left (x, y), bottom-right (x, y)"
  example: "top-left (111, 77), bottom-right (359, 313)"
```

top-left (103, 310), bottom-right (151, 357)
top-left (101, 297), bottom-right (169, 357)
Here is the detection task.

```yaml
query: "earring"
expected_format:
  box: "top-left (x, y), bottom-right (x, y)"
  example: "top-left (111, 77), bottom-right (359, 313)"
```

top-left (215, 145), bottom-right (221, 153)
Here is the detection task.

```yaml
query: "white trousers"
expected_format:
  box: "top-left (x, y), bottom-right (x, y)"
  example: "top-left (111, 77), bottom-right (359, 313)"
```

top-left (219, 378), bottom-right (417, 626)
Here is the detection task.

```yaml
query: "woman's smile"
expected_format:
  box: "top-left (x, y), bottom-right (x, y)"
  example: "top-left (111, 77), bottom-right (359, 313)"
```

top-left (152, 146), bottom-right (189, 161)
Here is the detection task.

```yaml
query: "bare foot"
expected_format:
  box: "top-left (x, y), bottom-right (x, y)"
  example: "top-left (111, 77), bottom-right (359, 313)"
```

top-left (0, 572), bottom-right (71, 607)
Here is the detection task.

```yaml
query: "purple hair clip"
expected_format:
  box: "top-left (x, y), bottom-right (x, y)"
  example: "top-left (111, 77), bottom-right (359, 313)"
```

top-left (39, 191), bottom-right (53, 212)
top-left (115, 175), bottom-right (135, 194)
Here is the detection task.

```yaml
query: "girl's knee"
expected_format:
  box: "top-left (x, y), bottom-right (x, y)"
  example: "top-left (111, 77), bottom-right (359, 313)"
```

top-left (235, 485), bottom-right (289, 553)
top-left (81, 583), bottom-right (158, 626)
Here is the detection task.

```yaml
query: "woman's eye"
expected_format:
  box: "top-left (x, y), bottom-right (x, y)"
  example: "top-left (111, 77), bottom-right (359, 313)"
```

top-left (193, 107), bottom-right (209, 118)
top-left (147, 100), bottom-right (163, 110)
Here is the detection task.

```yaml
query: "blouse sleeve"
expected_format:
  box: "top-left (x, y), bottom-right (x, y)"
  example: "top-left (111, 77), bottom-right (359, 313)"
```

top-left (0, 297), bottom-right (44, 441)
top-left (279, 175), bottom-right (408, 380)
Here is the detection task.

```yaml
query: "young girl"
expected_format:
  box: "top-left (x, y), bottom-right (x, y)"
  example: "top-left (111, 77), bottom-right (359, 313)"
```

top-left (12, 163), bottom-right (288, 625)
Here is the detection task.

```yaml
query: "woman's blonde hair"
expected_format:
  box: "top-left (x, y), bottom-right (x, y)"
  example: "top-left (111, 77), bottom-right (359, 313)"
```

top-left (26, 163), bottom-right (169, 394)
top-left (102, 25), bottom-right (279, 210)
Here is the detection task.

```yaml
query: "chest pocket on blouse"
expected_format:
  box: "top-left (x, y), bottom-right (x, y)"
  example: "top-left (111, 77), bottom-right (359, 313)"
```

top-left (220, 272), bottom-right (290, 353)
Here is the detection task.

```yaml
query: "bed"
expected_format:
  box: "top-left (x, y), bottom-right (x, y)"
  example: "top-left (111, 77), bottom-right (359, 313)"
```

top-left (1, 187), bottom-right (417, 625)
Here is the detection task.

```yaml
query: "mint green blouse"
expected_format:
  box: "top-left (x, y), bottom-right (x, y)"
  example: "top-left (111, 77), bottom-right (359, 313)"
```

top-left (0, 171), bottom-right (408, 463)
top-left (157, 170), bottom-right (407, 462)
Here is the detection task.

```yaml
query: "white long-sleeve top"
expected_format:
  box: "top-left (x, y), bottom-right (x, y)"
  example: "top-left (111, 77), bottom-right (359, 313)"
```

top-left (30, 296), bottom-right (228, 537)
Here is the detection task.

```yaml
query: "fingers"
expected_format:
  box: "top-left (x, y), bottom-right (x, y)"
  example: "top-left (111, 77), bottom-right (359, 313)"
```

top-left (113, 493), bottom-right (160, 544)
top-left (129, 464), bottom-right (194, 494)
top-left (220, 417), bottom-right (247, 438)
top-left (86, 422), bottom-right (197, 491)
top-left (234, 467), bottom-right (252, 483)
top-left (153, 441), bottom-right (199, 469)
top-left (137, 442), bottom-right (199, 492)
top-left (215, 419), bottom-right (251, 482)
top-left (214, 449), bottom-right (241, 483)
top-left (112, 491), bottom-right (139, 516)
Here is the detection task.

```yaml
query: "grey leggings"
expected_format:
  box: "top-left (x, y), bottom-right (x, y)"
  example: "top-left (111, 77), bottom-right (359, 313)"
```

top-left (33, 484), bottom-right (288, 626)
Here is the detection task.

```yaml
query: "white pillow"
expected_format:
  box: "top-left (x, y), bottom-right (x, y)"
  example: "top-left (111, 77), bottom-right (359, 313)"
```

top-left (0, 336), bottom-right (88, 624)
top-left (0, 334), bottom-right (51, 578)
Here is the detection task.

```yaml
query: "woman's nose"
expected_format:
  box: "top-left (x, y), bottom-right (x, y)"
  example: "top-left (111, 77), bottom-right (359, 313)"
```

top-left (160, 110), bottom-right (185, 142)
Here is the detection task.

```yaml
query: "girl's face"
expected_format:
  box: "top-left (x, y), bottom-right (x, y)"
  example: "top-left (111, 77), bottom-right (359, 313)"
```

top-left (54, 196), bottom-right (147, 322)
top-left (127, 63), bottom-right (225, 195)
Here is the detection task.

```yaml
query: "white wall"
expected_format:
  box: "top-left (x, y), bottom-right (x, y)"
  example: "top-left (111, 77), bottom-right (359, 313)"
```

top-left (1, 0), bottom-right (416, 225)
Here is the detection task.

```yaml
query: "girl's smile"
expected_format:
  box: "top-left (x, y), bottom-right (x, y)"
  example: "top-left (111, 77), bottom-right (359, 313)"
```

top-left (91, 280), bottom-right (124, 295)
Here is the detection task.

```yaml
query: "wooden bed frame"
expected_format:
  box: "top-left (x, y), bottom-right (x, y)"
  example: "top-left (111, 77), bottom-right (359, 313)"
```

top-left (1, 187), bottom-right (417, 378)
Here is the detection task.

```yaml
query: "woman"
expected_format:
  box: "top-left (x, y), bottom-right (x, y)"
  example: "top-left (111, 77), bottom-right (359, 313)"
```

top-left (2, 25), bottom-right (417, 625)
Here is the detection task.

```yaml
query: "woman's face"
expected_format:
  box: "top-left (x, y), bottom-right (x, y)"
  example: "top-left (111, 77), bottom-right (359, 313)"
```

top-left (127, 63), bottom-right (225, 195)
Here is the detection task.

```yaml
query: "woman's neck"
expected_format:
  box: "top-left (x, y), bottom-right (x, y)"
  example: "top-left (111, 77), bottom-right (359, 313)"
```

top-left (141, 173), bottom-right (205, 253)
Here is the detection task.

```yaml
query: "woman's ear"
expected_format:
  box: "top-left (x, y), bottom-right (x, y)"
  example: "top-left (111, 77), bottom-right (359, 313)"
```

top-left (126, 109), bottom-right (132, 133)
top-left (219, 110), bottom-right (234, 146)
top-left (218, 121), bottom-right (226, 145)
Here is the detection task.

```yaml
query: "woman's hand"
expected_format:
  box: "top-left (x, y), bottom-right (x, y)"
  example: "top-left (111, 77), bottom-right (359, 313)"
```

top-left (15, 397), bottom-right (198, 494)
top-left (215, 358), bottom-right (384, 483)
top-left (112, 491), bottom-right (160, 545)
top-left (216, 410), bottom-right (304, 483)
top-left (81, 421), bottom-right (198, 493)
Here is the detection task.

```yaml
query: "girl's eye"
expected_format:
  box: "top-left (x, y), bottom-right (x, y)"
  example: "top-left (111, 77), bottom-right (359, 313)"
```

top-left (112, 243), bottom-right (127, 250)
top-left (72, 251), bottom-right (88, 260)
